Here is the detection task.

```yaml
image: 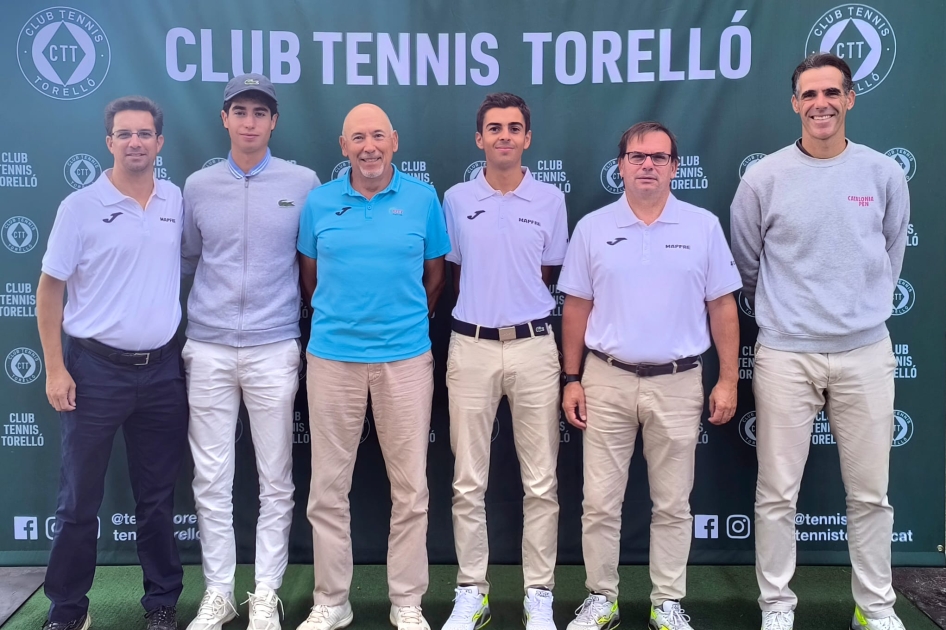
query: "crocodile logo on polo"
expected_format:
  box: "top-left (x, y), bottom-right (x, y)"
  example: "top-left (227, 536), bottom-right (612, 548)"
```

top-left (278, 199), bottom-right (295, 207)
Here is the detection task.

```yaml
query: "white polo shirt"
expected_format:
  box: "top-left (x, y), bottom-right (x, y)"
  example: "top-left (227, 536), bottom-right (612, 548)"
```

top-left (558, 193), bottom-right (741, 364)
top-left (444, 168), bottom-right (569, 328)
top-left (42, 170), bottom-right (183, 351)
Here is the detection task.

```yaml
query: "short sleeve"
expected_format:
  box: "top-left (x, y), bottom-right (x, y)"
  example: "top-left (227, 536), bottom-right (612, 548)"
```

top-left (297, 193), bottom-right (319, 259)
top-left (41, 201), bottom-right (81, 281)
top-left (705, 218), bottom-right (743, 301)
top-left (542, 195), bottom-right (569, 265)
top-left (557, 219), bottom-right (593, 300)
top-left (443, 192), bottom-right (461, 264)
top-left (424, 194), bottom-right (451, 260)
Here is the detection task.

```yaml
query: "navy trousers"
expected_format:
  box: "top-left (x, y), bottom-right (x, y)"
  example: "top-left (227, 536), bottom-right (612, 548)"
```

top-left (45, 338), bottom-right (188, 622)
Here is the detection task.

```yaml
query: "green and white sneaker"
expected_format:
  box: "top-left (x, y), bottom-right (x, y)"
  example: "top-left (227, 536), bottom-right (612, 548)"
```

top-left (442, 587), bottom-right (490, 630)
top-left (851, 607), bottom-right (905, 630)
top-left (761, 611), bottom-right (793, 630)
top-left (649, 601), bottom-right (693, 630)
top-left (523, 587), bottom-right (556, 630)
top-left (565, 594), bottom-right (619, 630)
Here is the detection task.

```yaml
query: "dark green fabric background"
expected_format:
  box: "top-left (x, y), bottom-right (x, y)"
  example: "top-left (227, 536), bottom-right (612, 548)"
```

top-left (1, 0), bottom-right (943, 568)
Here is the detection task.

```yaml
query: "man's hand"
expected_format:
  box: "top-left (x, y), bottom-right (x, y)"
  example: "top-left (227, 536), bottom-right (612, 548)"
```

top-left (562, 381), bottom-right (587, 430)
top-left (707, 379), bottom-right (737, 425)
top-left (46, 366), bottom-right (76, 412)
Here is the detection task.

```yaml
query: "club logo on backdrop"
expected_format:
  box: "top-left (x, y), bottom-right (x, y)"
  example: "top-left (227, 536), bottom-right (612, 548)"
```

top-left (806, 4), bottom-right (896, 95)
top-left (2, 217), bottom-right (40, 254)
top-left (884, 148), bottom-right (916, 182)
top-left (64, 153), bottom-right (101, 189)
top-left (891, 278), bottom-right (914, 316)
top-left (18, 7), bottom-right (111, 100)
top-left (738, 411), bottom-right (757, 447)
top-left (332, 161), bottom-right (350, 180)
top-left (5, 348), bottom-right (42, 385)
top-left (892, 410), bottom-right (913, 447)
top-left (464, 161), bottom-right (486, 183)
top-left (738, 153), bottom-right (766, 179)
top-left (737, 291), bottom-right (755, 318)
top-left (201, 157), bottom-right (225, 169)
top-left (600, 158), bottom-right (623, 195)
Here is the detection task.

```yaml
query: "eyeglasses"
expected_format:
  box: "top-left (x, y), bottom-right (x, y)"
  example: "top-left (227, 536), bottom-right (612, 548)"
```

top-left (622, 151), bottom-right (672, 166)
top-left (110, 130), bottom-right (156, 141)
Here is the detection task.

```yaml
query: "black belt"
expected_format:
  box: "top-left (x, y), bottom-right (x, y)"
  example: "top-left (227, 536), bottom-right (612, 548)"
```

top-left (591, 350), bottom-right (700, 377)
top-left (452, 318), bottom-right (551, 341)
top-left (73, 336), bottom-right (177, 366)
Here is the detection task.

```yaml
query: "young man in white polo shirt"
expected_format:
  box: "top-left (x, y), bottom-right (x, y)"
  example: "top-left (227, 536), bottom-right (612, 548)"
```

top-left (440, 92), bottom-right (568, 630)
top-left (181, 74), bottom-right (320, 630)
top-left (559, 122), bottom-right (742, 630)
top-left (37, 96), bottom-right (187, 630)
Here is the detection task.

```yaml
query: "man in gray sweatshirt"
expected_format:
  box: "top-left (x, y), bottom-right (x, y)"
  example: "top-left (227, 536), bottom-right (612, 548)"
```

top-left (730, 54), bottom-right (909, 630)
top-left (181, 74), bottom-right (320, 630)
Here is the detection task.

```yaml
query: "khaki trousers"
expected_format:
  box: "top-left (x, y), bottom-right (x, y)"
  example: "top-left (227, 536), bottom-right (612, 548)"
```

top-left (446, 331), bottom-right (561, 593)
top-left (580, 352), bottom-right (703, 606)
top-left (753, 337), bottom-right (897, 617)
top-left (306, 351), bottom-right (433, 607)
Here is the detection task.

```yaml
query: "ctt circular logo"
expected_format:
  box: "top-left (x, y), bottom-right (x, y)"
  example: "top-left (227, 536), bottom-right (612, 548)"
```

top-left (806, 4), bottom-right (895, 95)
top-left (884, 148), bottom-right (916, 182)
top-left (64, 153), bottom-right (101, 190)
top-left (739, 153), bottom-right (766, 179)
top-left (18, 7), bottom-right (111, 101)
top-left (737, 291), bottom-right (754, 318)
top-left (2, 216), bottom-right (40, 254)
top-left (739, 411), bottom-right (757, 447)
top-left (891, 278), bottom-right (914, 316)
top-left (600, 158), bottom-right (623, 194)
top-left (892, 410), bottom-right (913, 447)
top-left (332, 160), bottom-right (350, 180)
top-left (464, 161), bottom-right (486, 183)
top-left (5, 348), bottom-right (43, 385)
top-left (201, 157), bottom-right (225, 169)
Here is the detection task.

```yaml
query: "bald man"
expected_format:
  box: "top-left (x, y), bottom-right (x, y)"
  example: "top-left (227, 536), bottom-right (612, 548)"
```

top-left (296, 104), bottom-right (451, 630)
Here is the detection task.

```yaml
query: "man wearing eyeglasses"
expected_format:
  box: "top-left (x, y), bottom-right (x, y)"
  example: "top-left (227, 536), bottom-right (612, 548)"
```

top-left (36, 96), bottom-right (186, 630)
top-left (558, 122), bottom-right (741, 630)
top-left (180, 73), bottom-right (320, 630)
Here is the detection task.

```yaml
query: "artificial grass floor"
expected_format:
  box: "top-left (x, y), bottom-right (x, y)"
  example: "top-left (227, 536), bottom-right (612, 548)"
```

top-left (4, 565), bottom-right (938, 630)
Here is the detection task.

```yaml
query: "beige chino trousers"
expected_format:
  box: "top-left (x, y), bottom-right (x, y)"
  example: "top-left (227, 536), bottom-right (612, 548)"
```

top-left (446, 330), bottom-right (561, 593)
top-left (306, 351), bottom-right (433, 607)
top-left (753, 337), bottom-right (897, 617)
top-left (580, 352), bottom-right (704, 606)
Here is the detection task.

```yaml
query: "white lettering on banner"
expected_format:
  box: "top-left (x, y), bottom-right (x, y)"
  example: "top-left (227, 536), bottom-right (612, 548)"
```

top-left (2, 412), bottom-right (44, 448)
top-left (165, 18), bottom-right (752, 86)
top-left (533, 159), bottom-right (570, 194)
top-left (400, 160), bottom-right (432, 185)
top-left (906, 223), bottom-right (918, 248)
top-left (524, 11), bottom-right (751, 85)
top-left (0, 283), bottom-right (36, 318)
top-left (0, 152), bottom-right (38, 188)
top-left (739, 344), bottom-right (754, 381)
top-left (893, 343), bottom-right (917, 380)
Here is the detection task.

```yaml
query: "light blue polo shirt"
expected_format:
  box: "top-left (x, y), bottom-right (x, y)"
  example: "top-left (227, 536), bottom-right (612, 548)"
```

top-left (298, 166), bottom-right (450, 362)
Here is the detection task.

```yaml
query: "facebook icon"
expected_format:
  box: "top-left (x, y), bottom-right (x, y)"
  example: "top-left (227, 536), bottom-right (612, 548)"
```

top-left (694, 514), bottom-right (719, 539)
top-left (14, 516), bottom-right (38, 540)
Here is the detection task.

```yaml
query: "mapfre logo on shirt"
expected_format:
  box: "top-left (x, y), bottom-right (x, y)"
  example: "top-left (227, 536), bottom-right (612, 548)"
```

top-left (847, 195), bottom-right (875, 207)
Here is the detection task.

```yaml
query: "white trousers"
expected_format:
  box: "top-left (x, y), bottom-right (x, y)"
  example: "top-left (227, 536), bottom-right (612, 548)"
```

top-left (183, 338), bottom-right (300, 593)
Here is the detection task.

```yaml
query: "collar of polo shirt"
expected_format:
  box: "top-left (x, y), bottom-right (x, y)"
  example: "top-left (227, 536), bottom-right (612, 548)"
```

top-left (343, 164), bottom-right (403, 199)
top-left (98, 168), bottom-right (167, 207)
top-left (472, 167), bottom-right (536, 202)
top-left (615, 192), bottom-right (683, 227)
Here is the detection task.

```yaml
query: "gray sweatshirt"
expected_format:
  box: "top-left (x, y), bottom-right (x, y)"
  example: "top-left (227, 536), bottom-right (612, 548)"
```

top-left (730, 140), bottom-right (909, 353)
top-left (182, 158), bottom-right (320, 347)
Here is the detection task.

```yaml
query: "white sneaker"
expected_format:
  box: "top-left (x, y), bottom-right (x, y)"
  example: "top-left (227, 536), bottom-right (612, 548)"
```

top-left (566, 594), bottom-right (619, 630)
top-left (296, 602), bottom-right (354, 630)
top-left (851, 607), bottom-right (906, 630)
top-left (390, 605), bottom-right (431, 630)
top-left (246, 585), bottom-right (284, 630)
top-left (761, 610), bottom-right (794, 630)
top-left (650, 601), bottom-right (693, 630)
top-left (186, 589), bottom-right (238, 630)
top-left (441, 587), bottom-right (490, 630)
top-left (523, 588), bottom-right (556, 630)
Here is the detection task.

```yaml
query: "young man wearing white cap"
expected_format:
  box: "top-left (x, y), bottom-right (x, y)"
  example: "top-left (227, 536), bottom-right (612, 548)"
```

top-left (181, 73), bottom-right (320, 630)
top-left (439, 92), bottom-right (568, 630)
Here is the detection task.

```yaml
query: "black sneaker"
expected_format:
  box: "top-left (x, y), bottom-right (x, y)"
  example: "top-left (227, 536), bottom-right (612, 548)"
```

top-left (145, 606), bottom-right (178, 630)
top-left (41, 615), bottom-right (90, 630)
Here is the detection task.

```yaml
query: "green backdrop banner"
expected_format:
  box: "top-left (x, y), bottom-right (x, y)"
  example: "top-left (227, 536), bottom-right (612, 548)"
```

top-left (2, 0), bottom-right (943, 568)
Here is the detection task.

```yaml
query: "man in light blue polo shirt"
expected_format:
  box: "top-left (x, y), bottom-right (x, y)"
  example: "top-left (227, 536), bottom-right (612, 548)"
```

top-left (296, 103), bottom-right (450, 630)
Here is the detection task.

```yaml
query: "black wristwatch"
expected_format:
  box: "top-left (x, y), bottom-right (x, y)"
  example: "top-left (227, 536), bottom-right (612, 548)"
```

top-left (562, 373), bottom-right (581, 385)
